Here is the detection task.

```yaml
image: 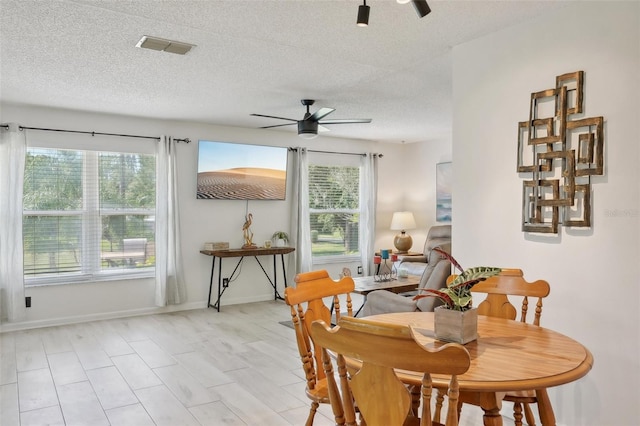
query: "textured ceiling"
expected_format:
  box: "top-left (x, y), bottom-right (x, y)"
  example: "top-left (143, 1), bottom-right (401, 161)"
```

top-left (0, 0), bottom-right (568, 143)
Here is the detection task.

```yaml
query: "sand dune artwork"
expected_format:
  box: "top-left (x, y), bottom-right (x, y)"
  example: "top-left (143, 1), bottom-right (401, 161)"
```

top-left (197, 141), bottom-right (288, 200)
top-left (197, 167), bottom-right (286, 200)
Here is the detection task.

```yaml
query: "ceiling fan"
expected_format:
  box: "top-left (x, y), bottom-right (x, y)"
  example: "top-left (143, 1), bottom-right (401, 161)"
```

top-left (251, 99), bottom-right (372, 139)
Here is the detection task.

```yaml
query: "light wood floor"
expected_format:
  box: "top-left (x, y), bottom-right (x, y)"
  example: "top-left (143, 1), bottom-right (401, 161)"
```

top-left (0, 300), bottom-right (514, 425)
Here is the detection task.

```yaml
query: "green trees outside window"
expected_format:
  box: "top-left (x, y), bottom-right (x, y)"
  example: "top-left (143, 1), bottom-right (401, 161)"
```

top-left (308, 164), bottom-right (360, 257)
top-left (23, 148), bottom-right (156, 281)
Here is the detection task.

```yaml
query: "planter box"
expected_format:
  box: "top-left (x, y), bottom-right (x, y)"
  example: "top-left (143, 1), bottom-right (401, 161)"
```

top-left (434, 306), bottom-right (478, 344)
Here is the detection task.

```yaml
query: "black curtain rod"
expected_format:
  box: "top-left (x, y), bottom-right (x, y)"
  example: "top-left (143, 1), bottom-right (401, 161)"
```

top-left (288, 147), bottom-right (383, 158)
top-left (0, 124), bottom-right (190, 143)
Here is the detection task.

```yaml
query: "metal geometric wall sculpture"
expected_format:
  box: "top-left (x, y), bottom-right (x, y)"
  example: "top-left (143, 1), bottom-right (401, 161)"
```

top-left (517, 71), bottom-right (604, 234)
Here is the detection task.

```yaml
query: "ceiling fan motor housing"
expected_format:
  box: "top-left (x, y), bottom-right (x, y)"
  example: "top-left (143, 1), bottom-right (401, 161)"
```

top-left (298, 120), bottom-right (318, 136)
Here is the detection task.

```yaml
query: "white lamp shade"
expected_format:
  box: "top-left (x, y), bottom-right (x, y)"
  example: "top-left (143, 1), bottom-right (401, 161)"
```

top-left (390, 211), bottom-right (416, 231)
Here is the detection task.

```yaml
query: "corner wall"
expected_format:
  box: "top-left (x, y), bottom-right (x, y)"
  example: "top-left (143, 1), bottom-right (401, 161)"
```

top-left (452, 3), bottom-right (639, 424)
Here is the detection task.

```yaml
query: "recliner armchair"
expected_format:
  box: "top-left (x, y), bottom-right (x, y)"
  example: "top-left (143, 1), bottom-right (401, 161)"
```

top-left (397, 224), bottom-right (451, 277)
top-left (360, 242), bottom-right (451, 316)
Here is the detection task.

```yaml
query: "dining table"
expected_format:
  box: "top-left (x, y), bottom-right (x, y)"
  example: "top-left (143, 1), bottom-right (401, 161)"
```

top-left (358, 312), bottom-right (594, 426)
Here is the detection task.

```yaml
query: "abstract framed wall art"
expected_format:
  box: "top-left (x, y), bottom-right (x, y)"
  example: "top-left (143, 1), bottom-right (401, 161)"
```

top-left (517, 71), bottom-right (605, 234)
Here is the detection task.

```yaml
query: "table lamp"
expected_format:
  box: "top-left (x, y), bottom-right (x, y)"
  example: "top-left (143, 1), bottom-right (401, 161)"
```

top-left (390, 211), bottom-right (416, 253)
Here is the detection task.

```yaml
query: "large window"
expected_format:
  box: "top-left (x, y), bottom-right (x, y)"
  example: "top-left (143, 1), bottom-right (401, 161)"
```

top-left (23, 147), bottom-right (156, 284)
top-left (308, 154), bottom-right (361, 261)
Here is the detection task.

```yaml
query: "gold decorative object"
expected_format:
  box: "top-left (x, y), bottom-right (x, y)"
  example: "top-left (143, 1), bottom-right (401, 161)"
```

top-left (517, 71), bottom-right (605, 234)
top-left (242, 213), bottom-right (257, 248)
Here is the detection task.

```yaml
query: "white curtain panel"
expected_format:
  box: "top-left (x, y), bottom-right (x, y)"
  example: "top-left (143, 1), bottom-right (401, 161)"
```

top-left (0, 124), bottom-right (26, 322)
top-left (155, 136), bottom-right (186, 306)
top-left (360, 153), bottom-right (379, 276)
top-left (291, 147), bottom-right (312, 276)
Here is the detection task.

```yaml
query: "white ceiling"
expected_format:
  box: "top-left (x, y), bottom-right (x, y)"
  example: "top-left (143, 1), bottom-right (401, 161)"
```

top-left (0, 0), bottom-right (568, 143)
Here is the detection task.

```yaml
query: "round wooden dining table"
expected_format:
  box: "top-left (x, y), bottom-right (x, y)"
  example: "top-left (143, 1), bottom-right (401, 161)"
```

top-left (361, 312), bottom-right (594, 426)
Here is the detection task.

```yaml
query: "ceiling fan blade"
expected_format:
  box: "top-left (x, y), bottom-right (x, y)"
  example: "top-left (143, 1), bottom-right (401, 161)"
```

top-left (250, 113), bottom-right (297, 122)
top-left (318, 118), bottom-right (372, 124)
top-left (260, 122), bottom-right (298, 129)
top-left (309, 107), bottom-right (335, 122)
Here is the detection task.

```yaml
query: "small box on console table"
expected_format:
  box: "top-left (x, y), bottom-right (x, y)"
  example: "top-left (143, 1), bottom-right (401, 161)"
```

top-left (204, 242), bottom-right (229, 251)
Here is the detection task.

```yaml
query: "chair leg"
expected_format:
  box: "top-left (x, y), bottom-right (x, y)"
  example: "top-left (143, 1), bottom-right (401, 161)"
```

top-left (433, 389), bottom-right (445, 424)
top-left (512, 402), bottom-right (524, 426)
top-left (523, 402), bottom-right (537, 426)
top-left (305, 402), bottom-right (319, 426)
top-left (409, 385), bottom-right (421, 417)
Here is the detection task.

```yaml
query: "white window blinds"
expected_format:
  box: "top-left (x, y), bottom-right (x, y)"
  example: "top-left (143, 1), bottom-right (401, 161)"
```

top-left (308, 152), bottom-right (361, 259)
top-left (23, 137), bottom-right (156, 284)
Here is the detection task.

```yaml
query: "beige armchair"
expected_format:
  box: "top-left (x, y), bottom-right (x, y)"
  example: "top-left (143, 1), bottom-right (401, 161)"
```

top-left (396, 224), bottom-right (451, 277)
top-left (361, 242), bottom-right (451, 316)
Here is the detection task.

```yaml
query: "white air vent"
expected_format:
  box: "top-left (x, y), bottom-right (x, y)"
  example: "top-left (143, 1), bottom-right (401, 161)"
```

top-left (136, 36), bottom-right (195, 55)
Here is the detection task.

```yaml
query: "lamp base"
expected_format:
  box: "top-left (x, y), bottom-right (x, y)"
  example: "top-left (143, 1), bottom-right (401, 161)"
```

top-left (393, 232), bottom-right (413, 254)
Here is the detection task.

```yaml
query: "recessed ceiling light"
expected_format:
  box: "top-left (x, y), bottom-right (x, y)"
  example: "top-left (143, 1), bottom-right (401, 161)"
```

top-left (135, 36), bottom-right (195, 55)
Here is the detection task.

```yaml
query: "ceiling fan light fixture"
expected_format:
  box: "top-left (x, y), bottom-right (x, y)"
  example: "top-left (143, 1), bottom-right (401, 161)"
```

top-left (396, 0), bottom-right (411, 4)
top-left (357, 2), bottom-right (370, 27)
top-left (411, 0), bottom-right (431, 18)
top-left (299, 132), bottom-right (318, 140)
top-left (298, 120), bottom-right (319, 139)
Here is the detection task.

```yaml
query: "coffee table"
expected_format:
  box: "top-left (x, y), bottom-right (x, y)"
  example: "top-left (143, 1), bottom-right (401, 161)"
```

top-left (352, 275), bottom-right (421, 316)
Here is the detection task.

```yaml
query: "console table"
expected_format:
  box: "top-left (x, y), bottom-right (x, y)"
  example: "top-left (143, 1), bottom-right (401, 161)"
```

top-left (200, 246), bottom-right (295, 311)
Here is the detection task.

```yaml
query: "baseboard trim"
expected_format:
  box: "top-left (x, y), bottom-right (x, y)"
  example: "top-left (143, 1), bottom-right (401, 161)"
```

top-left (0, 301), bottom-right (206, 333)
top-left (1, 292), bottom-right (284, 333)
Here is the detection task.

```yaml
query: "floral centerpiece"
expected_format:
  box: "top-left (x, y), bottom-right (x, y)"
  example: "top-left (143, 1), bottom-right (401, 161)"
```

top-left (414, 247), bottom-right (501, 343)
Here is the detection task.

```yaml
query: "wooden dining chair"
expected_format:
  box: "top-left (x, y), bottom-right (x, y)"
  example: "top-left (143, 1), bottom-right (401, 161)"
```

top-left (457, 268), bottom-right (552, 426)
top-left (311, 316), bottom-right (471, 426)
top-left (284, 270), bottom-right (355, 426)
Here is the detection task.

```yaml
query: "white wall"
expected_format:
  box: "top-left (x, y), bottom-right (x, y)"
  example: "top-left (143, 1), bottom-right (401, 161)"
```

top-left (452, 2), bottom-right (639, 425)
top-left (0, 103), bottom-right (405, 329)
top-left (403, 139), bottom-right (451, 249)
top-left (374, 139), bottom-right (452, 254)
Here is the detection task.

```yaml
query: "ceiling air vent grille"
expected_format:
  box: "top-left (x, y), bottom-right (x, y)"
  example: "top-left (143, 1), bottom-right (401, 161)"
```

top-left (135, 36), bottom-right (195, 55)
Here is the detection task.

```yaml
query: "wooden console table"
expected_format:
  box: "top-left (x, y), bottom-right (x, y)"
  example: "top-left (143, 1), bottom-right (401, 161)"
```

top-left (200, 246), bottom-right (295, 311)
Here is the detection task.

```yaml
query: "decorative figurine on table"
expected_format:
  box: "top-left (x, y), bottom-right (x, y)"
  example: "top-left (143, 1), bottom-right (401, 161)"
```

top-left (242, 213), bottom-right (257, 249)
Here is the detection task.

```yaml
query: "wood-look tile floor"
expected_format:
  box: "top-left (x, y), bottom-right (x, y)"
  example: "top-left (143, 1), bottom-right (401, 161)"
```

top-left (0, 300), bottom-right (514, 425)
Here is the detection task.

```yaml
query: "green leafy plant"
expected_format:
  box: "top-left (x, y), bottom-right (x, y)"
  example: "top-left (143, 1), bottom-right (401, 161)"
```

top-left (414, 247), bottom-right (501, 311)
top-left (271, 231), bottom-right (289, 243)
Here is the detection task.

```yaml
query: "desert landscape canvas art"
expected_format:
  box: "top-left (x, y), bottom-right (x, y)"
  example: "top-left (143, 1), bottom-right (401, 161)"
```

top-left (197, 141), bottom-right (288, 200)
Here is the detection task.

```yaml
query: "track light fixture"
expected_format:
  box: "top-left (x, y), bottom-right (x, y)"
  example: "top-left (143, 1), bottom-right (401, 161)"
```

top-left (411, 0), bottom-right (431, 18)
top-left (364, 0), bottom-right (429, 25)
top-left (357, 0), bottom-right (370, 27)
top-left (397, 0), bottom-right (431, 18)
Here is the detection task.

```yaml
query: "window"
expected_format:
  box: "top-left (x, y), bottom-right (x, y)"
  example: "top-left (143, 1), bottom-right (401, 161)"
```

top-left (23, 146), bottom-right (156, 284)
top-left (308, 153), bottom-right (361, 261)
